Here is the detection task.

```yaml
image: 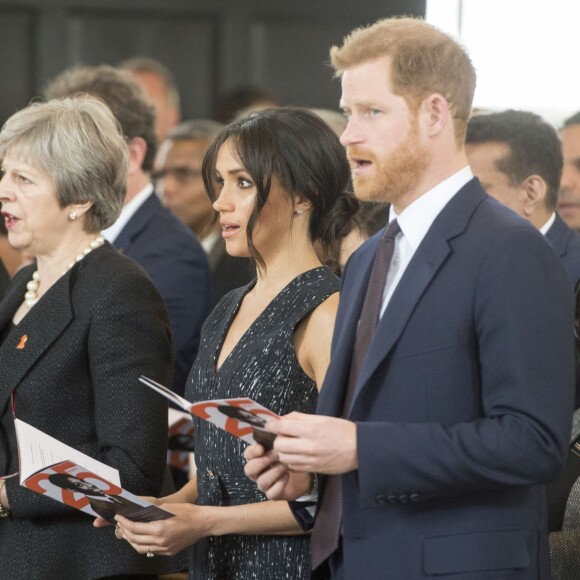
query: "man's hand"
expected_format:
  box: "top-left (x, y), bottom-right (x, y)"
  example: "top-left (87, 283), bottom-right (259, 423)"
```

top-left (244, 412), bottom-right (357, 499)
top-left (268, 412), bottom-right (358, 474)
top-left (244, 444), bottom-right (312, 500)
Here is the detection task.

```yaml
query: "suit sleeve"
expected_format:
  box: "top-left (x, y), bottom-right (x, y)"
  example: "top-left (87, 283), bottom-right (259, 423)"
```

top-left (6, 267), bottom-right (173, 519)
top-left (136, 233), bottom-right (212, 396)
top-left (355, 228), bottom-right (576, 505)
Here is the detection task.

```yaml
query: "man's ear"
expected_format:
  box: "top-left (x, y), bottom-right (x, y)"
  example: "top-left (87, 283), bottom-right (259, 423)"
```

top-left (420, 93), bottom-right (450, 138)
top-left (128, 136), bottom-right (148, 176)
top-left (521, 174), bottom-right (547, 217)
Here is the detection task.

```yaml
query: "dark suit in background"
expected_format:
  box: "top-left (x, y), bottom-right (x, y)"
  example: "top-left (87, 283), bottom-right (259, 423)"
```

top-left (316, 179), bottom-right (575, 578)
top-left (546, 214), bottom-right (580, 286)
top-left (114, 191), bottom-right (212, 395)
top-left (544, 214), bottom-right (580, 408)
top-left (207, 235), bottom-right (253, 305)
top-left (0, 243), bottom-right (176, 578)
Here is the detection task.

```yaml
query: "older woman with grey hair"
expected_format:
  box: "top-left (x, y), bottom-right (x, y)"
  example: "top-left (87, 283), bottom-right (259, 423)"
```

top-left (0, 97), bottom-right (174, 579)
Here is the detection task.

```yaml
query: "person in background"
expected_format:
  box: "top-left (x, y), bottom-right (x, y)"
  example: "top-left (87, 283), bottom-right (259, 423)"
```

top-left (245, 17), bottom-right (574, 580)
top-left (214, 86), bottom-right (279, 124)
top-left (558, 112), bottom-right (580, 232)
top-left (466, 109), bottom-right (580, 286)
top-left (108, 108), bottom-right (361, 580)
top-left (120, 56), bottom-right (181, 141)
top-left (0, 96), bottom-right (175, 579)
top-left (154, 120), bottom-right (252, 303)
top-left (44, 65), bottom-right (212, 396)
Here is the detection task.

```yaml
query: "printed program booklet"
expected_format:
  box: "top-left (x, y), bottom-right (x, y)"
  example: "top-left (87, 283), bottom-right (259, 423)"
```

top-left (14, 419), bottom-right (175, 523)
top-left (139, 375), bottom-right (280, 450)
top-left (167, 407), bottom-right (195, 472)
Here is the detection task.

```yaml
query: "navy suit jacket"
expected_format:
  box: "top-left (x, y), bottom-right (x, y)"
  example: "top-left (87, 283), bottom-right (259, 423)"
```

top-left (545, 214), bottom-right (580, 407)
top-left (114, 192), bottom-right (212, 395)
top-left (316, 179), bottom-right (575, 579)
top-left (545, 214), bottom-right (580, 286)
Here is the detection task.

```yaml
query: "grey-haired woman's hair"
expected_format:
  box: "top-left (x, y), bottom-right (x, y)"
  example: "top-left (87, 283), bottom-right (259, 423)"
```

top-left (0, 96), bottom-right (129, 232)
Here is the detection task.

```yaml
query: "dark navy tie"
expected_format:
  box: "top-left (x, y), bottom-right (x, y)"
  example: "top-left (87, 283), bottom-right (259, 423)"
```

top-left (311, 219), bottom-right (401, 569)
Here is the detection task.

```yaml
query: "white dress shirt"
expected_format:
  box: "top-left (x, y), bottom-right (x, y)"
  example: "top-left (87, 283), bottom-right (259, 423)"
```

top-left (379, 167), bottom-right (474, 318)
top-left (101, 184), bottom-right (154, 243)
top-left (539, 212), bottom-right (556, 236)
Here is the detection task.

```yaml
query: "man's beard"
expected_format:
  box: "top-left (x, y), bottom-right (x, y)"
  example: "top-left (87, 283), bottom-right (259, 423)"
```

top-left (349, 121), bottom-right (429, 204)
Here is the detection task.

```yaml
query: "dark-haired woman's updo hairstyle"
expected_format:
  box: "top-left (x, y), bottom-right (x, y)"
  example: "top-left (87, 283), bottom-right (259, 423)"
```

top-left (202, 107), bottom-right (360, 273)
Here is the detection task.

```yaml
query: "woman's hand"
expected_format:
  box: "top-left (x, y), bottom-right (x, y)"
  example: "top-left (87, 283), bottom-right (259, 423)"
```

top-left (114, 503), bottom-right (213, 556)
top-left (93, 496), bottom-right (162, 529)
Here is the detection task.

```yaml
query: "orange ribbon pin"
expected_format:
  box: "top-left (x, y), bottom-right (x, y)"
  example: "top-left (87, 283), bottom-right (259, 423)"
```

top-left (16, 335), bottom-right (28, 350)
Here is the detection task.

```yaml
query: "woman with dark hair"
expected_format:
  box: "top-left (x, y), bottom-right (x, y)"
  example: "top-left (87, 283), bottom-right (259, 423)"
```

top-left (112, 108), bottom-right (360, 579)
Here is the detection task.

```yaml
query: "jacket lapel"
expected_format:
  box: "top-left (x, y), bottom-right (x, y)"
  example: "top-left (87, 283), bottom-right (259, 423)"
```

top-left (317, 240), bottom-right (377, 417)
top-left (544, 214), bottom-right (569, 260)
top-left (346, 179), bottom-right (488, 415)
top-left (113, 191), bottom-right (159, 252)
top-left (0, 269), bottom-right (74, 412)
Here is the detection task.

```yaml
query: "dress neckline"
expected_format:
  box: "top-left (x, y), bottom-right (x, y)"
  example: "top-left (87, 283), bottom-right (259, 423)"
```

top-left (214, 266), bottom-right (329, 373)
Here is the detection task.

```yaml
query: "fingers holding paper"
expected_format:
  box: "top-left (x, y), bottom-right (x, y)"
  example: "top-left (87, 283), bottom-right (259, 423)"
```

top-left (267, 412), bottom-right (358, 475)
top-left (243, 412), bottom-right (358, 499)
top-left (244, 443), bottom-right (310, 501)
top-left (114, 503), bottom-right (210, 556)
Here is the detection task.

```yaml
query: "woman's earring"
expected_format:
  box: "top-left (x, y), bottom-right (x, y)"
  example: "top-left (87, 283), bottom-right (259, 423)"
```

top-left (68, 210), bottom-right (77, 221)
top-left (295, 209), bottom-right (305, 216)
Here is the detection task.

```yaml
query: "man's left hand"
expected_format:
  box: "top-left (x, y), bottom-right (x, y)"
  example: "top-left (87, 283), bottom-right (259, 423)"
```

top-left (266, 412), bottom-right (357, 475)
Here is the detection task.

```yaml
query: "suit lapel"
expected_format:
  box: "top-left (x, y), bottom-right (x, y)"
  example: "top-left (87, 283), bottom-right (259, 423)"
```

top-left (113, 191), bottom-right (158, 252)
top-left (545, 215), bottom-right (568, 260)
top-left (317, 241), bottom-right (377, 417)
top-left (346, 179), bottom-right (487, 415)
top-left (0, 269), bottom-right (74, 412)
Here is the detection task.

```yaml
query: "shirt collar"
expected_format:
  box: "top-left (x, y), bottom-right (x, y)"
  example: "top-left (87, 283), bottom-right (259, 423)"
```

top-left (539, 212), bottom-right (556, 236)
top-left (390, 166), bottom-right (473, 250)
top-left (101, 183), bottom-right (154, 243)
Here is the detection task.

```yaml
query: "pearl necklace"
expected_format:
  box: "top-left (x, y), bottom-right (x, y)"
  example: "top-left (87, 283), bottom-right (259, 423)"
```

top-left (24, 235), bottom-right (105, 309)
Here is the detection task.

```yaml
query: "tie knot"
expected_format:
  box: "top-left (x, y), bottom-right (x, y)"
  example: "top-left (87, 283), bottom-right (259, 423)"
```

top-left (383, 219), bottom-right (400, 241)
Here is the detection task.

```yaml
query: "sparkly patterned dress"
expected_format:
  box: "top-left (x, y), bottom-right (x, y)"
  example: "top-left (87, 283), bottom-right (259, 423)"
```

top-left (186, 266), bottom-right (340, 580)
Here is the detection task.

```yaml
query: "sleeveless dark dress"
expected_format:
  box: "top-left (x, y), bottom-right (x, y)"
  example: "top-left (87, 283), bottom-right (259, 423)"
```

top-left (186, 266), bottom-right (340, 580)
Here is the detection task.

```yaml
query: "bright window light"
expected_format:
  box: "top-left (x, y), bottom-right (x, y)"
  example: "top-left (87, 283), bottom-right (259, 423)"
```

top-left (426, 0), bottom-right (580, 125)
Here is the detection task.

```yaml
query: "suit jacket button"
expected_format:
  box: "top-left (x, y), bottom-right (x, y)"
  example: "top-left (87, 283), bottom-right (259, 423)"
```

top-left (376, 494), bottom-right (387, 505)
top-left (387, 495), bottom-right (398, 504)
top-left (410, 493), bottom-right (420, 503)
top-left (399, 495), bottom-right (409, 504)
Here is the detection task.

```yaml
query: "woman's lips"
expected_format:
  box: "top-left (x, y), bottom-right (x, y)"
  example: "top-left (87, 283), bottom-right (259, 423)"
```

top-left (1, 211), bottom-right (20, 229)
top-left (221, 222), bottom-right (241, 239)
